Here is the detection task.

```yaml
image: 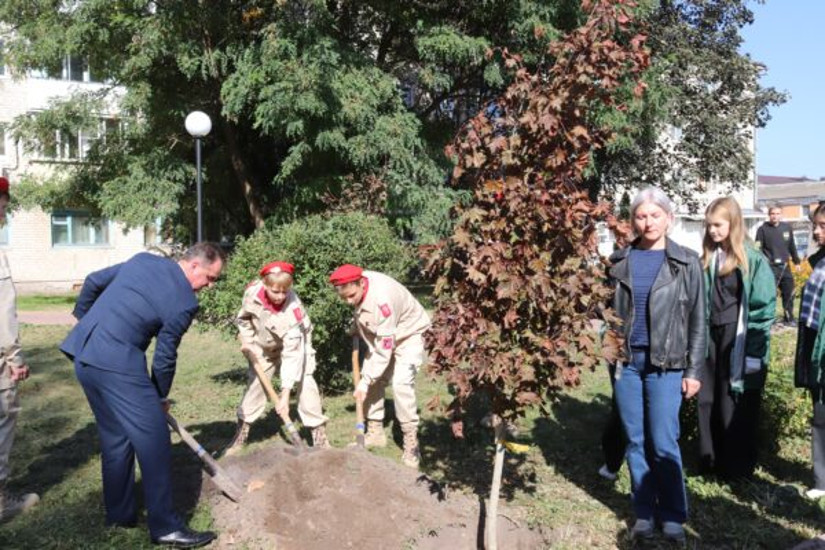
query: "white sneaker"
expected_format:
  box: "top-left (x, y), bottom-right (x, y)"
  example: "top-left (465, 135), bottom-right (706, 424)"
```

top-left (662, 521), bottom-right (686, 542)
top-left (0, 489), bottom-right (39, 523)
top-left (598, 464), bottom-right (618, 481)
top-left (806, 488), bottom-right (825, 499)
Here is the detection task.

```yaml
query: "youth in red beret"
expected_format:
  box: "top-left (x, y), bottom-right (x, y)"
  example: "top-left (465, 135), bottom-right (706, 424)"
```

top-left (259, 261), bottom-right (294, 277)
top-left (329, 264), bottom-right (363, 286)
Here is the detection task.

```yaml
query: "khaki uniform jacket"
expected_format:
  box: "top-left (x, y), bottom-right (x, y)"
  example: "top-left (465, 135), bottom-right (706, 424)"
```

top-left (236, 282), bottom-right (313, 390)
top-left (354, 271), bottom-right (430, 384)
top-left (0, 250), bottom-right (23, 390)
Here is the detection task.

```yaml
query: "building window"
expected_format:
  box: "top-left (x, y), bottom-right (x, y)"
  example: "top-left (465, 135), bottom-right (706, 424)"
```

top-left (144, 217), bottom-right (164, 246)
top-left (30, 54), bottom-right (103, 83)
top-left (0, 127), bottom-right (6, 157)
top-left (51, 211), bottom-right (109, 246)
top-left (34, 119), bottom-right (115, 162)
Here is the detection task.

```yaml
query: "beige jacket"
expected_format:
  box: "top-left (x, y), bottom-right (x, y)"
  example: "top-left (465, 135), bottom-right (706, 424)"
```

top-left (0, 250), bottom-right (24, 390)
top-left (354, 270), bottom-right (430, 383)
top-left (236, 282), bottom-right (313, 390)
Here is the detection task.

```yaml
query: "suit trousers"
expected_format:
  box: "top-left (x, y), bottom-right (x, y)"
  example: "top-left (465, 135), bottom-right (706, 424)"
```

top-left (75, 361), bottom-right (182, 538)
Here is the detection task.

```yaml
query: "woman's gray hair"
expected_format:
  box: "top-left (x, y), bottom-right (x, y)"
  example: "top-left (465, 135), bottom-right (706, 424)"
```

top-left (629, 186), bottom-right (675, 219)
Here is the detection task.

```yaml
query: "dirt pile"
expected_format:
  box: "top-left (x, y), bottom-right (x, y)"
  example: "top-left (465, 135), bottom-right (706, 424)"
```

top-left (208, 446), bottom-right (546, 549)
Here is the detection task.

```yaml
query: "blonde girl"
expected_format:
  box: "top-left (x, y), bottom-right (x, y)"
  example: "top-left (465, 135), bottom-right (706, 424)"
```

top-left (698, 197), bottom-right (775, 480)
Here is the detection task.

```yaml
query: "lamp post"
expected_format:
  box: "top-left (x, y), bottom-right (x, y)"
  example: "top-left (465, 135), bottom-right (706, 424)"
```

top-left (185, 111), bottom-right (212, 242)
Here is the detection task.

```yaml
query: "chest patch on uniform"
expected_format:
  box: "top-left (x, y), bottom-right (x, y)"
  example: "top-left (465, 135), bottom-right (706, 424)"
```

top-left (293, 307), bottom-right (304, 322)
top-left (381, 336), bottom-right (394, 350)
top-left (379, 304), bottom-right (391, 318)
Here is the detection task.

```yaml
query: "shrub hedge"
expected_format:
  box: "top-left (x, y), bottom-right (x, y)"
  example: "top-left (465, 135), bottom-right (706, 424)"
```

top-left (198, 212), bottom-right (416, 392)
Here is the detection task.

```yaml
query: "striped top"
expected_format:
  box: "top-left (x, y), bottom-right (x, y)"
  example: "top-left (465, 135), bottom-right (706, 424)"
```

top-left (628, 248), bottom-right (666, 349)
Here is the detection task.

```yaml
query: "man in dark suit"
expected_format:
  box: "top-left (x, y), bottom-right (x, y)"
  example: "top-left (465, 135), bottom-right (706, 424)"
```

top-left (60, 242), bottom-right (225, 548)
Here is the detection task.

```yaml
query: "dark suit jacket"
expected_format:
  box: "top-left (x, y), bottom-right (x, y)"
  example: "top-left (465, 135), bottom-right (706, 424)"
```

top-left (60, 252), bottom-right (198, 398)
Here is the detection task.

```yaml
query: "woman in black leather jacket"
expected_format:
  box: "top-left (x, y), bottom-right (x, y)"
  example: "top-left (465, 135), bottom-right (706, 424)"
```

top-left (608, 186), bottom-right (706, 542)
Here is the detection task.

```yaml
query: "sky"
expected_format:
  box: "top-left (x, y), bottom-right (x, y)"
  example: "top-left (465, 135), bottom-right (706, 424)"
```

top-left (741, 1), bottom-right (825, 179)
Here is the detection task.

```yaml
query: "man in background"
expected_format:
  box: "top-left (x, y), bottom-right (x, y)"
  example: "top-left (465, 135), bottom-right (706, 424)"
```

top-left (756, 205), bottom-right (800, 326)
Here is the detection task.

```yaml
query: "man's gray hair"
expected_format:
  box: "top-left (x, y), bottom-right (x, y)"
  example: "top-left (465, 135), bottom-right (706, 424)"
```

top-left (181, 241), bottom-right (226, 264)
top-left (629, 186), bottom-right (675, 220)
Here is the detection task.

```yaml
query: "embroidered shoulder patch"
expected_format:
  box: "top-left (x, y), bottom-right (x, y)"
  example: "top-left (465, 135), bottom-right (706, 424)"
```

top-left (379, 304), bottom-right (391, 318)
top-left (381, 336), bottom-right (394, 350)
top-left (293, 307), bottom-right (304, 322)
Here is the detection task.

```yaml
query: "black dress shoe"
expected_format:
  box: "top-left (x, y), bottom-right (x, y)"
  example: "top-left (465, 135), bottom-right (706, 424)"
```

top-left (151, 527), bottom-right (216, 548)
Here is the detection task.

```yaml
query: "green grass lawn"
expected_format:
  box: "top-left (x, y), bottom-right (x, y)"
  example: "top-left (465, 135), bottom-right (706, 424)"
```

top-left (16, 294), bottom-right (77, 312)
top-left (0, 323), bottom-right (821, 549)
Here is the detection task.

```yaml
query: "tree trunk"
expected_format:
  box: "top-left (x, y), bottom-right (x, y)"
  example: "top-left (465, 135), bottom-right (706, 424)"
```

top-left (486, 416), bottom-right (506, 550)
top-left (223, 122), bottom-right (266, 230)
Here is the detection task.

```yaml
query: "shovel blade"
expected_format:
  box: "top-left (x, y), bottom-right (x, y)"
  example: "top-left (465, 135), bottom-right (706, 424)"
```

top-left (209, 469), bottom-right (244, 502)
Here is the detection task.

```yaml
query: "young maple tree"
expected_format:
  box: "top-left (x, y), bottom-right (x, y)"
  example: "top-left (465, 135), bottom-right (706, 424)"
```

top-left (426, 0), bottom-right (650, 432)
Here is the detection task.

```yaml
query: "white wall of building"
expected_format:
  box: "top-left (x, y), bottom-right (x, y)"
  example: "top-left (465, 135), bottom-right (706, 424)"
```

top-left (1, 208), bottom-right (146, 293)
top-left (0, 62), bottom-right (148, 293)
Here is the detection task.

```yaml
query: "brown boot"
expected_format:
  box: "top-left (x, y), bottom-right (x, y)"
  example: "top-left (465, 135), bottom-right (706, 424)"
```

top-left (311, 424), bottom-right (331, 449)
top-left (0, 481), bottom-right (39, 523)
top-left (223, 420), bottom-right (250, 456)
top-left (400, 423), bottom-right (421, 469)
top-left (365, 420), bottom-right (387, 448)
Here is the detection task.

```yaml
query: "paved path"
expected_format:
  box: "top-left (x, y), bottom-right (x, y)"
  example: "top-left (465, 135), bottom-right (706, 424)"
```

top-left (19, 310), bottom-right (76, 326)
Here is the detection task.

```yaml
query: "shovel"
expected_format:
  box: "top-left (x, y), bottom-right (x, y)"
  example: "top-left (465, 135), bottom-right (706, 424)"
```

top-left (351, 335), bottom-right (366, 448)
top-left (240, 347), bottom-right (306, 450)
top-left (166, 413), bottom-right (244, 502)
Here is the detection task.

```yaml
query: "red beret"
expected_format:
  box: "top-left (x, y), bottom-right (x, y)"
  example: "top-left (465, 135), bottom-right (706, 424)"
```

top-left (329, 264), bottom-right (363, 286)
top-left (259, 261), bottom-right (294, 277)
top-left (0, 177), bottom-right (8, 194)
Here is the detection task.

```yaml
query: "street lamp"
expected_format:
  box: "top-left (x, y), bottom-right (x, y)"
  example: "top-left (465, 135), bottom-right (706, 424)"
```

top-left (185, 111), bottom-right (212, 242)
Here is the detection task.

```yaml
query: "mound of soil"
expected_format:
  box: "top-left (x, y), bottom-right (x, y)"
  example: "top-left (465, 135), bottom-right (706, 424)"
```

top-left (207, 446), bottom-right (545, 549)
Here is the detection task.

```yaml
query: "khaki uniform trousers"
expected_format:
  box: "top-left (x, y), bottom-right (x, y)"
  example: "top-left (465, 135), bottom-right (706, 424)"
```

top-left (364, 333), bottom-right (425, 427)
top-left (236, 352), bottom-right (327, 428)
top-left (0, 384), bottom-right (20, 482)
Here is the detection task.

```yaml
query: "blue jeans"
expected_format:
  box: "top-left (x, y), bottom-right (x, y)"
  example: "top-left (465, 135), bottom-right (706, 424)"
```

top-left (614, 349), bottom-right (688, 523)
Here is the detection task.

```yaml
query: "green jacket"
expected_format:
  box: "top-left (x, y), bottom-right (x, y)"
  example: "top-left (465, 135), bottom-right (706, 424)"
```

top-left (704, 245), bottom-right (776, 392)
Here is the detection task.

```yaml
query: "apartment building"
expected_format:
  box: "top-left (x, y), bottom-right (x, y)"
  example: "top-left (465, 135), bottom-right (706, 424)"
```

top-left (0, 54), bottom-right (153, 293)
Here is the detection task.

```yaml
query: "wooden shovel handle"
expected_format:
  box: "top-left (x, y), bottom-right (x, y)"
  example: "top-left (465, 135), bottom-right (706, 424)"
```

top-left (166, 413), bottom-right (244, 501)
top-left (240, 347), bottom-right (287, 418)
top-left (240, 346), bottom-right (305, 448)
top-left (352, 336), bottom-right (366, 433)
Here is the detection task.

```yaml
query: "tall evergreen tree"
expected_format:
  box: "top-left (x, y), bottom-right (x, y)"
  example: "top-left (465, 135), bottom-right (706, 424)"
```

top-left (0, 0), bottom-right (783, 241)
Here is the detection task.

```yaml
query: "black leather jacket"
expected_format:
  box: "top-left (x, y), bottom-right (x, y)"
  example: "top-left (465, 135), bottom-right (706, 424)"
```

top-left (608, 238), bottom-right (706, 379)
